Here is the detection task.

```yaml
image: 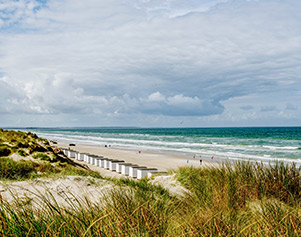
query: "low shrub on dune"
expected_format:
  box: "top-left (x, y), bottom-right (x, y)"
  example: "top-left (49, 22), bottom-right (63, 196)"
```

top-left (0, 147), bottom-right (11, 157)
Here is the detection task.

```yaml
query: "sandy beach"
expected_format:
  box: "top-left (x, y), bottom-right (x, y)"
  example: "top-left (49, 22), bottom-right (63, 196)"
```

top-left (56, 141), bottom-right (219, 174)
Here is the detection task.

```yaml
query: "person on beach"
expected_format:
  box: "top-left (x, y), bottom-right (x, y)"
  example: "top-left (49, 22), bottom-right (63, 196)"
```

top-left (211, 156), bottom-right (213, 160)
top-left (200, 159), bottom-right (202, 165)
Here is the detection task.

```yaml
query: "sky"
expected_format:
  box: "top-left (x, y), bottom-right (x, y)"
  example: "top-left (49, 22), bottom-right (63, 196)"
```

top-left (0, 0), bottom-right (300, 128)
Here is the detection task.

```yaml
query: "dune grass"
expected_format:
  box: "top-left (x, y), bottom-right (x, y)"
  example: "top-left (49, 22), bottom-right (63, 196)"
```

top-left (0, 161), bottom-right (300, 236)
top-left (173, 161), bottom-right (300, 236)
top-left (0, 156), bottom-right (102, 181)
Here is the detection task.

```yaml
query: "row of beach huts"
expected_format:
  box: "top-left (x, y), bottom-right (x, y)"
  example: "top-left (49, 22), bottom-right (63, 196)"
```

top-left (61, 148), bottom-right (161, 179)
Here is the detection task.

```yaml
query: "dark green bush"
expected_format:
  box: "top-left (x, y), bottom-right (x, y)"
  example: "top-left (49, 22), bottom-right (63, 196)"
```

top-left (0, 147), bottom-right (11, 157)
top-left (17, 149), bottom-right (27, 157)
top-left (17, 142), bottom-right (29, 148)
top-left (28, 145), bottom-right (47, 154)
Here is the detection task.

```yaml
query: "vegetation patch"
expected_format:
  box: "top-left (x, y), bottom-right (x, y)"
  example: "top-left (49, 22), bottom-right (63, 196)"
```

top-left (0, 147), bottom-right (11, 157)
top-left (0, 157), bottom-right (37, 180)
top-left (32, 152), bottom-right (51, 161)
top-left (173, 161), bottom-right (300, 236)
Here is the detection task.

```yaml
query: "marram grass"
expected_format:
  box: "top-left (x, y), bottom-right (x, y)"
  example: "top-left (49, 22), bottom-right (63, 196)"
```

top-left (0, 161), bottom-right (300, 236)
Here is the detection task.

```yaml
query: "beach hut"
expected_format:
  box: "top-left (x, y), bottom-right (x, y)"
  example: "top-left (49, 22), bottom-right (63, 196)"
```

top-left (104, 159), bottom-right (114, 169)
top-left (67, 150), bottom-right (76, 158)
top-left (99, 158), bottom-right (109, 168)
top-left (77, 153), bottom-right (85, 161)
top-left (109, 160), bottom-right (124, 171)
top-left (129, 166), bottom-right (147, 178)
top-left (121, 163), bottom-right (137, 176)
top-left (136, 168), bottom-right (158, 180)
top-left (62, 148), bottom-right (68, 156)
top-left (89, 155), bottom-right (96, 165)
top-left (94, 156), bottom-right (103, 166)
top-left (116, 162), bottom-right (132, 173)
top-left (84, 154), bottom-right (91, 163)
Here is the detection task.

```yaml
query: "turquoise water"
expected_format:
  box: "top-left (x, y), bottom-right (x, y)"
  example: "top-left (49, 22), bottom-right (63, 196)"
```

top-left (25, 127), bottom-right (301, 166)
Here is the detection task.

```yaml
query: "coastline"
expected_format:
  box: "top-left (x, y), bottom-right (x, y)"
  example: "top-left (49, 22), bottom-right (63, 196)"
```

top-left (56, 141), bottom-right (219, 173)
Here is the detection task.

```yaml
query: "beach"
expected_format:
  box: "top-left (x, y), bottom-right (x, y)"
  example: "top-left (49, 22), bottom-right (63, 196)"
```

top-left (56, 141), bottom-right (219, 177)
top-left (25, 127), bottom-right (301, 168)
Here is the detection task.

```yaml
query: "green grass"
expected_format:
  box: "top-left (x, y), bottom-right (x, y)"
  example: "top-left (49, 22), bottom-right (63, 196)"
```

top-left (0, 156), bottom-right (102, 181)
top-left (0, 161), bottom-right (299, 236)
top-left (173, 161), bottom-right (300, 236)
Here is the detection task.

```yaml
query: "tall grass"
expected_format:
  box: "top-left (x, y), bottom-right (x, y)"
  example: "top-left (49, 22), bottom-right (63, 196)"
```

top-left (0, 161), bottom-right (300, 236)
top-left (0, 180), bottom-right (173, 236)
top-left (174, 161), bottom-right (300, 236)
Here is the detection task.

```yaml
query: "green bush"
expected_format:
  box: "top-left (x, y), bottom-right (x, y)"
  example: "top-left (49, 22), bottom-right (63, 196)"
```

top-left (17, 149), bottom-right (27, 157)
top-left (28, 145), bottom-right (47, 154)
top-left (16, 142), bottom-right (29, 148)
top-left (0, 147), bottom-right (11, 157)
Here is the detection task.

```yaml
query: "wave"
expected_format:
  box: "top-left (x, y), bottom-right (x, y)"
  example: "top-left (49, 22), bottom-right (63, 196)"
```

top-left (31, 130), bottom-right (301, 166)
top-left (39, 132), bottom-right (300, 153)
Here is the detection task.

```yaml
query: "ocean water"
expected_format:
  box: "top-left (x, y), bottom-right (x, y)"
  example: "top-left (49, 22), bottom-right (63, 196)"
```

top-left (24, 127), bottom-right (301, 166)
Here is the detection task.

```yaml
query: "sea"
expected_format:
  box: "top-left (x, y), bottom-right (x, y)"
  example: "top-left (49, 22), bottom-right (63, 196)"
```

top-left (22, 127), bottom-right (301, 167)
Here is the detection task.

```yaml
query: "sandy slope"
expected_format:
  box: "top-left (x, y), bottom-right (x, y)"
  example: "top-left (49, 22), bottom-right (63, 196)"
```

top-left (0, 176), bottom-right (113, 208)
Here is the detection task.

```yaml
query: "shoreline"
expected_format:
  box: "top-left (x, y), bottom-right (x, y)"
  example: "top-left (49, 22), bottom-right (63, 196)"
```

top-left (55, 141), bottom-right (220, 172)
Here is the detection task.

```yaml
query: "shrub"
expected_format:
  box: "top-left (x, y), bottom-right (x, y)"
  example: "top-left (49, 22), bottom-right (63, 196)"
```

top-left (17, 149), bottom-right (27, 157)
top-left (0, 147), bottom-right (11, 157)
top-left (17, 142), bottom-right (29, 148)
top-left (28, 145), bottom-right (47, 154)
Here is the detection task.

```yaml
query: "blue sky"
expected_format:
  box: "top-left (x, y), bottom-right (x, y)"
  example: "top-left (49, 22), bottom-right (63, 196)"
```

top-left (0, 0), bottom-right (300, 127)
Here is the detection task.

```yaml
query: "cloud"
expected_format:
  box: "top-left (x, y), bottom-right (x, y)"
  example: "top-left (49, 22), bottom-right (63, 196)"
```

top-left (240, 105), bottom-right (254, 111)
top-left (260, 105), bottom-right (277, 112)
top-left (0, 0), bottom-right (300, 126)
top-left (137, 92), bottom-right (224, 116)
top-left (285, 103), bottom-right (297, 111)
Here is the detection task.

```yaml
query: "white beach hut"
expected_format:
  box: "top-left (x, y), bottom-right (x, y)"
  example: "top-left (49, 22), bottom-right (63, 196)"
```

top-left (109, 160), bottom-right (124, 171)
top-left (99, 158), bottom-right (109, 168)
top-left (77, 153), bottom-right (85, 161)
top-left (67, 150), bottom-right (76, 158)
top-left (129, 166), bottom-right (147, 178)
top-left (116, 162), bottom-right (131, 173)
top-left (88, 155), bottom-right (95, 165)
top-left (136, 168), bottom-right (158, 180)
top-left (104, 159), bottom-right (114, 169)
top-left (121, 163), bottom-right (137, 176)
top-left (84, 154), bottom-right (91, 163)
top-left (62, 149), bottom-right (68, 156)
top-left (94, 156), bottom-right (102, 166)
